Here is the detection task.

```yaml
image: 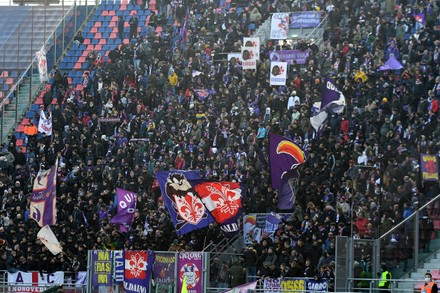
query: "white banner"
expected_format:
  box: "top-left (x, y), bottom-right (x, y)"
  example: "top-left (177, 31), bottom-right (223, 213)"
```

top-left (270, 62), bottom-right (288, 86)
top-left (38, 110), bottom-right (52, 136)
top-left (37, 225), bottom-right (62, 255)
top-left (241, 46), bottom-right (257, 70)
top-left (270, 13), bottom-right (290, 39)
top-left (36, 46), bottom-right (48, 83)
top-left (8, 271), bottom-right (64, 292)
top-left (243, 37), bottom-right (260, 60)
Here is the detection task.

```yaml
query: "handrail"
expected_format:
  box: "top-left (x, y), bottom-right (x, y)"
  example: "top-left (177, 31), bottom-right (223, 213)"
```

top-left (380, 193), bottom-right (440, 240)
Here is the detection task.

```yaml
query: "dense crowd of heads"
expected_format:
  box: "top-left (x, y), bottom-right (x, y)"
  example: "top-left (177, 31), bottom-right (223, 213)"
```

top-left (0, 0), bottom-right (439, 286)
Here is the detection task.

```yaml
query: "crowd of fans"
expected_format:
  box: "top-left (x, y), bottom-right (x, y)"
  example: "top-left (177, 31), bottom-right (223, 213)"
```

top-left (0, 0), bottom-right (440, 288)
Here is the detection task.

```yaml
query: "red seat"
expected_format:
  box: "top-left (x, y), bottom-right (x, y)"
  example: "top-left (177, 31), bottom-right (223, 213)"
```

top-left (148, 4), bottom-right (155, 9)
top-left (75, 84), bottom-right (83, 91)
top-left (73, 63), bottom-right (82, 70)
top-left (16, 124), bottom-right (25, 132)
top-left (110, 32), bottom-right (117, 39)
top-left (51, 98), bottom-right (57, 104)
top-left (120, 4), bottom-right (126, 10)
top-left (35, 97), bottom-right (43, 105)
top-left (67, 77), bottom-right (72, 84)
top-left (94, 45), bottom-right (102, 51)
top-left (108, 10), bottom-right (115, 15)
top-left (155, 26), bottom-right (162, 33)
top-left (83, 38), bottom-right (91, 45)
top-left (95, 33), bottom-right (102, 39)
top-left (90, 27), bottom-right (98, 33)
top-left (16, 139), bottom-right (23, 146)
top-left (95, 21), bottom-right (101, 27)
top-left (101, 10), bottom-right (109, 16)
top-left (149, 0), bottom-right (156, 4)
top-left (19, 146), bottom-right (26, 153)
top-left (6, 78), bottom-right (14, 84)
top-left (86, 45), bottom-right (94, 51)
top-left (78, 57), bottom-right (86, 63)
top-left (111, 16), bottom-right (118, 22)
top-left (22, 118), bottom-right (30, 125)
top-left (0, 71), bottom-right (8, 77)
top-left (99, 39), bottom-right (106, 45)
top-left (109, 21), bottom-right (116, 27)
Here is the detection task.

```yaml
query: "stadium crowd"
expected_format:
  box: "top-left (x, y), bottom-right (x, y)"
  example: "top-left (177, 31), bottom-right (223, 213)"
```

top-left (0, 0), bottom-right (440, 288)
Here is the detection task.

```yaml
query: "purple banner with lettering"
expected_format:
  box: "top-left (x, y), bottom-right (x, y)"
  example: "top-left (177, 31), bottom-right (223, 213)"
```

top-left (178, 252), bottom-right (203, 293)
top-left (269, 49), bottom-right (310, 65)
top-left (91, 250), bottom-right (112, 286)
top-left (421, 154), bottom-right (439, 182)
top-left (289, 11), bottom-right (321, 28)
top-left (153, 253), bottom-right (176, 285)
top-left (124, 250), bottom-right (155, 293)
top-left (30, 161), bottom-right (58, 227)
top-left (110, 188), bottom-right (137, 232)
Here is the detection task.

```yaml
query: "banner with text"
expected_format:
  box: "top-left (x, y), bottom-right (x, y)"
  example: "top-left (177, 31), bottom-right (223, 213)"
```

top-left (270, 13), bottom-right (290, 39)
top-left (421, 154), bottom-right (439, 182)
top-left (178, 252), bottom-right (203, 293)
top-left (289, 11), bottom-right (321, 28)
top-left (263, 277), bottom-right (328, 293)
top-left (270, 62), bottom-right (288, 86)
top-left (8, 271), bottom-right (64, 292)
top-left (241, 46), bottom-right (257, 70)
top-left (269, 49), bottom-right (310, 65)
top-left (243, 213), bottom-right (289, 246)
top-left (91, 250), bottom-right (113, 286)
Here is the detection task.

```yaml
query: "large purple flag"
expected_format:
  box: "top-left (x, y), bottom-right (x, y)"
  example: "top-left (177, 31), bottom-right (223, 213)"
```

top-left (156, 171), bottom-right (214, 236)
top-left (269, 133), bottom-right (305, 190)
top-left (310, 78), bottom-right (346, 131)
top-left (110, 188), bottom-right (137, 233)
top-left (30, 159), bottom-right (58, 227)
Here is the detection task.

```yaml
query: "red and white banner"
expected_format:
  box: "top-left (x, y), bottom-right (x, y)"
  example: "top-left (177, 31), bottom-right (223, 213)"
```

top-left (8, 271), bottom-right (64, 292)
top-left (241, 46), bottom-right (257, 70)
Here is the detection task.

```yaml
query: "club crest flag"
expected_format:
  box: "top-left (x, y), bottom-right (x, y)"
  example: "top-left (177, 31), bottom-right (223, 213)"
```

top-left (270, 13), bottom-right (289, 39)
top-left (36, 46), bottom-right (48, 83)
top-left (38, 110), bottom-right (52, 136)
top-left (110, 188), bottom-right (137, 233)
top-left (243, 37), bottom-right (260, 60)
top-left (227, 52), bottom-right (242, 63)
top-left (30, 160), bottom-right (58, 227)
top-left (124, 250), bottom-right (154, 293)
top-left (241, 46), bottom-right (257, 70)
top-left (156, 171), bottom-right (214, 236)
top-left (192, 181), bottom-right (245, 236)
top-left (37, 225), bottom-right (62, 255)
top-left (221, 280), bottom-right (258, 293)
top-left (310, 77), bottom-right (346, 131)
top-left (421, 154), bottom-right (439, 182)
top-left (178, 252), bottom-right (203, 293)
top-left (270, 62), bottom-right (288, 86)
top-left (269, 133), bottom-right (305, 190)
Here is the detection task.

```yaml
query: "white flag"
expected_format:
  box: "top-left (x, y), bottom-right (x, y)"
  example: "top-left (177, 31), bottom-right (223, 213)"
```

top-left (36, 46), bottom-right (48, 83)
top-left (37, 225), bottom-right (62, 255)
top-left (38, 110), bottom-right (52, 136)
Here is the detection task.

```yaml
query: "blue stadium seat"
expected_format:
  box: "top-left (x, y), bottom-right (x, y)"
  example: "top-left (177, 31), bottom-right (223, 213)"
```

top-left (25, 111), bottom-right (34, 119)
top-left (107, 39), bottom-right (115, 45)
top-left (2, 84), bottom-right (9, 91)
top-left (10, 71), bottom-right (18, 78)
top-left (92, 39), bottom-right (99, 45)
top-left (103, 32), bottom-right (110, 39)
top-left (31, 104), bottom-right (40, 111)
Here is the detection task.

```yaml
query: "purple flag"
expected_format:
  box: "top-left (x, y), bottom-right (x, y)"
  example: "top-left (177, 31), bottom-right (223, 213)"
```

top-left (278, 169), bottom-right (300, 210)
top-left (310, 78), bottom-right (346, 131)
top-left (221, 281), bottom-right (258, 293)
top-left (153, 253), bottom-right (176, 285)
top-left (124, 250), bottom-right (154, 293)
top-left (269, 133), bottom-right (305, 190)
top-left (91, 250), bottom-right (112, 286)
top-left (269, 49), bottom-right (310, 65)
top-left (177, 252), bottom-right (203, 293)
top-left (156, 171), bottom-right (214, 236)
top-left (110, 188), bottom-right (137, 233)
top-left (30, 160), bottom-right (58, 227)
top-left (378, 55), bottom-right (403, 71)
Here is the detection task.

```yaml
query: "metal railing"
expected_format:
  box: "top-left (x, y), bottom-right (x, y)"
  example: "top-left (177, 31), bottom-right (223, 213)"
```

top-left (0, 0), bottom-right (97, 143)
